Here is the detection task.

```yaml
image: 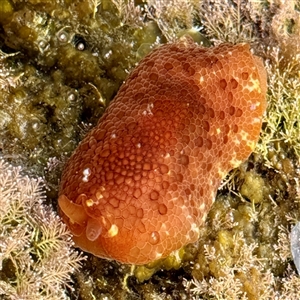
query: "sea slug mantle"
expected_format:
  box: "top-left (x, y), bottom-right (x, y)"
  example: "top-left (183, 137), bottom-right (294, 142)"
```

top-left (58, 39), bottom-right (267, 265)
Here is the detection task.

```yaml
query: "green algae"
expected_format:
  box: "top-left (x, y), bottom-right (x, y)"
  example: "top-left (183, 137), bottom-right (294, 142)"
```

top-left (0, 0), bottom-right (14, 25)
top-left (1, 0), bottom-right (300, 299)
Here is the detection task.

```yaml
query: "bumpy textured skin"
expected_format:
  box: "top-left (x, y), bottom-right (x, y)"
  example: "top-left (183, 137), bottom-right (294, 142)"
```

top-left (58, 39), bottom-right (267, 265)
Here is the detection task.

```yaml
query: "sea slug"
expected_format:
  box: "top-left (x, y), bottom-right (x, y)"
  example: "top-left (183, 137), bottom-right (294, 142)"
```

top-left (58, 38), bottom-right (267, 265)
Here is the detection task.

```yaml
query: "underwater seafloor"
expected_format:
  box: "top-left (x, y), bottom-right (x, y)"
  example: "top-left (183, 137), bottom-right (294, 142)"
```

top-left (0, 0), bottom-right (300, 299)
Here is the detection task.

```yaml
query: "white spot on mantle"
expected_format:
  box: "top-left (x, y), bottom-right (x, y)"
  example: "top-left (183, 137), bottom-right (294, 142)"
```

top-left (142, 103), bottom-right (154, 116)
top-left (82, 168), bottom-right (91, 182)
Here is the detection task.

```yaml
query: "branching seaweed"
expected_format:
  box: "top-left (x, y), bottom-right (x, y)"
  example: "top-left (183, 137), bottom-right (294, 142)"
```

top-left (0, 159), bottom-right (84, 300)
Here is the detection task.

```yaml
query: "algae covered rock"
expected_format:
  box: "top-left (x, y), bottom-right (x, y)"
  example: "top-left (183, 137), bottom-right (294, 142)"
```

top-left (0, 0), bottom-right (163, 191)
top-left (1, 0), bottom-right (300, 299)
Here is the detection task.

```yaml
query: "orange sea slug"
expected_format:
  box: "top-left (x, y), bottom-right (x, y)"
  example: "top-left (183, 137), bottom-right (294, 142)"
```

top-left (58, 39), bottom-right (267, 265)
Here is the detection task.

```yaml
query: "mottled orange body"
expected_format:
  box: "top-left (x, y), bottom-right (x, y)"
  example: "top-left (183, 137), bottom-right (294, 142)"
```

top-left (58, 40), bottom-right (267, 265)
